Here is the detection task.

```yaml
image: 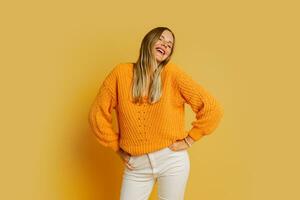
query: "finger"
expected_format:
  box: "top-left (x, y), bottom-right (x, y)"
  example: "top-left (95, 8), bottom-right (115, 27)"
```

top-left (169, 142), bottom-right (177, 149)
top-left (125, 162), bottom-right (134, 170)
top-left (181, 140), bottom-right (188, 148)
top-left (176, 141), bottom-right (187, 151)
top-left (168, 145), bottom-right (175, 151)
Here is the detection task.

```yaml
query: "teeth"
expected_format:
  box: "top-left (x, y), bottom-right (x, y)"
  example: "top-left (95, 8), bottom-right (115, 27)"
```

top-left (156, 48), bottom-right (165, 55)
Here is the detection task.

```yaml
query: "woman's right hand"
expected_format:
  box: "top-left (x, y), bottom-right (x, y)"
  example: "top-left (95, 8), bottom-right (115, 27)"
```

top-left (117, 149), bottom-right (134, 170)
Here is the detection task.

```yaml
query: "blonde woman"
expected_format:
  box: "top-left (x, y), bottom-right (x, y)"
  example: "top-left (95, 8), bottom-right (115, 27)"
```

top-left (88, 27), bottom-right (224, 200)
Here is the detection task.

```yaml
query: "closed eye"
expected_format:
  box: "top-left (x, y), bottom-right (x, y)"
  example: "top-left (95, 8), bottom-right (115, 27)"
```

top-left (159, 38), bottom-right (173, 49)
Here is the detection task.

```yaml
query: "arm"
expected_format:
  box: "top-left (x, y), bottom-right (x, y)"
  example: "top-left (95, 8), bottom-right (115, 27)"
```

top-left (175, 67), bottom-right (224, 142)
top-left (88, 66), bottom-right (120, 152)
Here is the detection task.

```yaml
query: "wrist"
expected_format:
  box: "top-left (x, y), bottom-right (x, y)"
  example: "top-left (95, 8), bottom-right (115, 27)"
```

top-left (184, 137), bottom-right (193, 147)
top-left (186, 136), bottom-right (195, 145)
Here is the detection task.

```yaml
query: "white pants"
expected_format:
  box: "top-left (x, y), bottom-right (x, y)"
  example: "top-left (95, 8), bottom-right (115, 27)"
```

top-left (120, 146), bottom-right (190, 200)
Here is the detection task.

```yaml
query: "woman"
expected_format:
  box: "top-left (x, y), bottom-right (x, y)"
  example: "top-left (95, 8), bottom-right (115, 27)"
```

top-left (88, 27), bottom-right (224, 200)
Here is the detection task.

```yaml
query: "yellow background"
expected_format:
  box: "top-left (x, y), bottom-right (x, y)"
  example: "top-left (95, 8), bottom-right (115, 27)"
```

top-left (1, 0), bottom-right (299, 199)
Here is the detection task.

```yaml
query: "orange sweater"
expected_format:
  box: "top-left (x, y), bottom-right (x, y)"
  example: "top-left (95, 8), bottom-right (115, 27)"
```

top-left (88, 62), bottom-right (224, 156)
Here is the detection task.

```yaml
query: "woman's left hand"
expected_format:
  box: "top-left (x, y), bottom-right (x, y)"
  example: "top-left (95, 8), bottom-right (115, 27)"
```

top-left (168, 136), bottom-right (195, 151)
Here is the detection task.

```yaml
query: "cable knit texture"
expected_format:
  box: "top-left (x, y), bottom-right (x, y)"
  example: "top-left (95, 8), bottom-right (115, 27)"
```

top-left (88, 61), bottom-right (224, 156)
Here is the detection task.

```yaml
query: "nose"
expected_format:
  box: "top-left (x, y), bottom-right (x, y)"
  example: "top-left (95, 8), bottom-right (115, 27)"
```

top-left (161, 42), bottom-right (168, 48)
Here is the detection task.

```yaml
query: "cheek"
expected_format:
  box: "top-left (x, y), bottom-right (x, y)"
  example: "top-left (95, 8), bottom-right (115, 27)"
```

top-left (166, 50), bottom-right (171, 56)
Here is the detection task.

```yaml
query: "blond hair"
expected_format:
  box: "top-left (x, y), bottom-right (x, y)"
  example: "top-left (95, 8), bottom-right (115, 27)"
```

top-left (132, 27), bottom-right (175, 104)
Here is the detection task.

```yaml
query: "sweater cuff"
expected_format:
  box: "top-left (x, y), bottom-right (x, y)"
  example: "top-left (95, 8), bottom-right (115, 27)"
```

top-left (187, 128), bottom-right (205, 142)
top-left (95, 137), bottom-right (120, 152)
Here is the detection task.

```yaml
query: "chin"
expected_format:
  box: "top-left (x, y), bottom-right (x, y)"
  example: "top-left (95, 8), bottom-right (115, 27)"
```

top-left (156, 60), bottom-right (163, 64)
top-left (156, 57), bottom-right (165, 63)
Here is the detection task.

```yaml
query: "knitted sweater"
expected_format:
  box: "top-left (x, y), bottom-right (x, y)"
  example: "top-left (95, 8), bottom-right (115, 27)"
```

top-left (88, 61), bottom-right (224, 156)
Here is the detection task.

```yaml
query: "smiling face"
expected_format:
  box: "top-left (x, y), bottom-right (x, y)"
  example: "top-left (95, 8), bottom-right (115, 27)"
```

top-left (153, 30), bottom-right (174, 65)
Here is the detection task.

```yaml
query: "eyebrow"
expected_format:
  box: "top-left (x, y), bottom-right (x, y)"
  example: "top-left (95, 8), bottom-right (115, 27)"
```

top-left (161, 35), bottom-right (173, 45)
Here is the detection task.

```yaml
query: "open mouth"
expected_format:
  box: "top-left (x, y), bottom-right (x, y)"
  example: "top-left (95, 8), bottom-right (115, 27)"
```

top-left (156, 47), bottom-right (165, 55)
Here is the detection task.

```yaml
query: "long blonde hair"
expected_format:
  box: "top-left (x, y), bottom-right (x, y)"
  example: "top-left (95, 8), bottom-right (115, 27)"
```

top-left (132, 27), bottom-right (176, 104)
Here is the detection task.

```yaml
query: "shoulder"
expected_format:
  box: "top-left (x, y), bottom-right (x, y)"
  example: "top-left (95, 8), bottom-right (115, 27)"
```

top-left (165, 62), bottom-right (201, 91)
top-left (109, 62), bottom-right (133, 74)
top-left (104, 62), bottom-right (133, 80)
top-left (111, 61), bottom-right (188, 77)
top-left (164, 61), bottom-right (190, 79)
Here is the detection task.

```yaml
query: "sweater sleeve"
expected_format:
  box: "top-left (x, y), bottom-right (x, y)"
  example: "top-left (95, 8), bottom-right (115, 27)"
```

top-left (88, 65), bottom-right (120, 152)
top-left (175, 67), bottom-right (224, 142)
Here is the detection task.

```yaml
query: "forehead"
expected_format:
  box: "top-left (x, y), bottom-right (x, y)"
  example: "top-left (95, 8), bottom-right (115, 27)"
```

top-left (160, 30), bottom-right (174, 43)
